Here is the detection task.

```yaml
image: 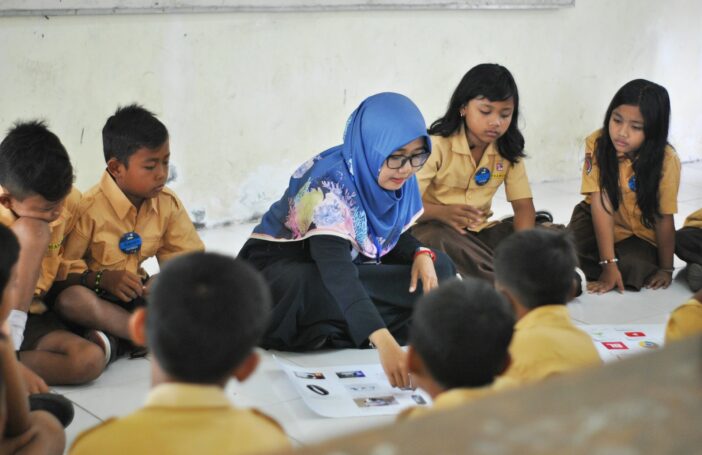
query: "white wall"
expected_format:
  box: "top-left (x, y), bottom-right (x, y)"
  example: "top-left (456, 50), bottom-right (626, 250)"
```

top-left (1, 0), bottom-right (700, 225)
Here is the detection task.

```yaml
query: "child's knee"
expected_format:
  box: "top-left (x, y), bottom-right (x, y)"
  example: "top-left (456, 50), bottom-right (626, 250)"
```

top-left (55, 285), bottom-right (95, 312)
top-left (67, 341), bottom-right (106, 382)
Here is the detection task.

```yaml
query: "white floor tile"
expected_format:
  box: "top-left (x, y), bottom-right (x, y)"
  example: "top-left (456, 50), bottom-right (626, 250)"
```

top-left (225, 349), bottom-right (301, 407)
top-left (63, 403), bottom-right (103, 453)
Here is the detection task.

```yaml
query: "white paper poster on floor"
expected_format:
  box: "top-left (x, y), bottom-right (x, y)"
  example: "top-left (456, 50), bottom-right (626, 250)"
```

top-left (577, 324), bottom-right (665, 363)
top-left (275, 357), bottom-right (432, 418)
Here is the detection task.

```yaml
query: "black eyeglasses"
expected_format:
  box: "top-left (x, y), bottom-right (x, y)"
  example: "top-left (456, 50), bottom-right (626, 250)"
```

top-left (385, 151), bottom-right (430, 169)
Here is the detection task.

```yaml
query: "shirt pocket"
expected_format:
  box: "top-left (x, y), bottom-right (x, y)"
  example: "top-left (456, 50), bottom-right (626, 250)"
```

top-left (139, 236), bottom-right (161, 261)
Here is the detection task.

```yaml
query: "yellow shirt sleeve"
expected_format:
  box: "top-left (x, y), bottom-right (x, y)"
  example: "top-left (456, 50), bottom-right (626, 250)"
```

top-left (417, 136), bottom-right (444, 197)
top-left (504, 158), bottom-right (532, 202)
top-left (658, 147), bottom-right (681, 215)
top-left (665, 298), bottom-right (702, 343)
top-left (156, 193), bottom-right (205, 265)
top-left (580, 131), bottom-right (601, 195)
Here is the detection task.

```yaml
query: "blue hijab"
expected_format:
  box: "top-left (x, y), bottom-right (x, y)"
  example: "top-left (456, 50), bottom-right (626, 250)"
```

top-left (251, 92), bottom-right (429, 260)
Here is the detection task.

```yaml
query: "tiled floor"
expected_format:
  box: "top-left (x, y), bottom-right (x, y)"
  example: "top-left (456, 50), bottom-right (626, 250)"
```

top-left (57, 161), bottom-right (702, 452)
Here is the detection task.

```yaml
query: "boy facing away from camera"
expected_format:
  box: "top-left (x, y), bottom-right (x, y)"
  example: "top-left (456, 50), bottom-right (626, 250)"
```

top-left (69, 252), bottom-right (290, 455)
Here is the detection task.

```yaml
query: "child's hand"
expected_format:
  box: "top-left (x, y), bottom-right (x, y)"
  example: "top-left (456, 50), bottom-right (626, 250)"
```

top-left (19, 363), bottom-right (49, 394)
top-left (644, 270), bottom-right (672, 290)
top-left (369, 328), bottom-right (410, 388)
top-left (101, 270), bottom-right (144, 302)
top-left (440, 204), bottom-right (484, 234)
top-left (410, 254), bottom-right (438, 294)
top-left (587, 264), bottom-right (624, 294)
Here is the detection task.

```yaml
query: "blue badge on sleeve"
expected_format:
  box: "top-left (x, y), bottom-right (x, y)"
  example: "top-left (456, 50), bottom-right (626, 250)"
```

top-left (628, 175), bottom-right (637, 192)
top-left (119, 232), bottom-right (142, 254)
top-left (474, 167), bottom-right (491, 186)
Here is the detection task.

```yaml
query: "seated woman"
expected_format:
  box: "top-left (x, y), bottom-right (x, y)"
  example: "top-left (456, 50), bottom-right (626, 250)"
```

top-left (239, 93), bottom-right (455, 387)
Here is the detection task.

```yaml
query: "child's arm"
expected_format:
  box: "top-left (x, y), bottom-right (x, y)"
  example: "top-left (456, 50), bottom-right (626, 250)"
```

top-left (646, 214), bottom-right (675, 289)
top-left (511, 198), bottom-right (536, 231)
top-left (588, 192), bottom-right (625, 294)
top-left (0, 331), bottom-right (32, 437)
top-left (418, 202), bottom-right (483, 234)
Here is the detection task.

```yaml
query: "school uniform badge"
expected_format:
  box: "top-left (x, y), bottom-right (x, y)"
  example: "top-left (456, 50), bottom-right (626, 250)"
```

top-left (584, 156), bottom-right (593, 175)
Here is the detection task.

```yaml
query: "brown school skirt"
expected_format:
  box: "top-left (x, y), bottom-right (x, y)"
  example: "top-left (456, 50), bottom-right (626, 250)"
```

top-left (411, 220), bottom-right (515, 283)
top-left (568, 201), bottom-right (658, 291)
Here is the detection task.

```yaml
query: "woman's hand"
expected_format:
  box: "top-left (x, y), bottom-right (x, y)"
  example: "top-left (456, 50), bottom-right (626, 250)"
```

top-left (410, 253), bottom-right (438, 294)
top-left (369, 328), bottom-right (410, 388)
top-left (645, 270), bottom-right (673, 290)
top-left (587, 263), bottom-right (624, 294)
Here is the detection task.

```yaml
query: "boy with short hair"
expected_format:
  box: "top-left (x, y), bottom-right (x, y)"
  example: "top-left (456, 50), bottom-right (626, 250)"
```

top-left (0, 121), bottom-right (105, 389)
top-left (69, 252), bottom-right (291, 454)
top-left (1, 224), bottom-right (65, 455)
top-left (494, 229), bottom-right (601, 383)
top-left (55, 105), bottom-right (204, 351)
top-left (398, 278), bottom-right (515, 420)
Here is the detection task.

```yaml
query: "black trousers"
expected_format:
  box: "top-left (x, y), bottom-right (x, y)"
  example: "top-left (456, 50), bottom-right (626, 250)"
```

top-left (676, 227), bottom-right (702, 265)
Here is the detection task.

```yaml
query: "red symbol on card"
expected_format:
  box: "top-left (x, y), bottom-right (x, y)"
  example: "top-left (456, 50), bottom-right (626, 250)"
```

top-left (602, 341), bottom-right (628, 350)
top-left (625, 332), bottom-right (645, 337)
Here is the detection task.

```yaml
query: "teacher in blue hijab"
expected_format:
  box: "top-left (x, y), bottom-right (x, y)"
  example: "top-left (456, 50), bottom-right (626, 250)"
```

top-left (239, 93), bottom-right (456, 387)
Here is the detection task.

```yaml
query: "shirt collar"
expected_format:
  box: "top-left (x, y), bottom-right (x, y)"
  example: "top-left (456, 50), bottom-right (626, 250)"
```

top-left (433, 385), bottom-right (494, 408)
top-left (145, 383), bottom-right (232, 409)
top-left (449, 124), bottom-right (498, 158)
top-left (515, 304), bottom-right (570, 331)
top-left (99, 170), bottom-right (158, 219)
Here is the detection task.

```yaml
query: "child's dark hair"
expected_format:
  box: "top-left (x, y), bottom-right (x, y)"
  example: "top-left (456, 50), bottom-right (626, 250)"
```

top-left (595, 79), bottom-right (671, 229)
top-left (410, 278), bottom-right (514, 389)
top-left (102, 104), bottom-right (168, 165)
top-left (0, 225), bottom-right (20, 294)
top-left (494, 229), bottom-right (577, 309)
top-left (0, 121), bottom-right (73, 202)
top-left (147, 252), bottom-right (271, 384)
top-left (428, 63), bottom-right (525, 164)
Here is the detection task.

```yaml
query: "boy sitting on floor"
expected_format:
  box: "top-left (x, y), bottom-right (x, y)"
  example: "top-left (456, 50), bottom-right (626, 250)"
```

top-left (494, 229), bottom-right (602, 383)
top-left (398, 277), bottom-right (515, 420)
top-left (1, 224), bottom-right (65, 455)
top-left (55, 105), bottom-right (204, 356)
top-left (0, 121), bottom-right (105, 390)
top-left (69, 252), bottom-right (291, 454)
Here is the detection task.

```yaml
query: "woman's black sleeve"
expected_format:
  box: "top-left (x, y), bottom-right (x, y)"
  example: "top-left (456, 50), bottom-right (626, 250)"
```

top-left (309, 235), bottom-right (386, 346)
top-left (381, 230), bottom-right (422, 264)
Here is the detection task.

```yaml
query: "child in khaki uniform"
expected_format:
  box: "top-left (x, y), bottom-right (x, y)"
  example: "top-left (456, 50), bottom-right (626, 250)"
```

top-left (413, 64), bottom-right (545, 282)
top-left (665, 289), bottom-right (702, 343)
top-left (568, 79), bottom-right (680, 293)
top-left (1, 224), bottom-right (65, 455)
top-left (495, 230), bottom-right (601, 384)
top-left (55, 105), bottom-right (204, 357)
top-left (675, 208), bottom-right (702, 291)
top-left (398, 278), bottom-right (515, 421)
top-left (0, 121), bottom-right (105, 391)
top-left (69, 252), bottom-right (291, 455)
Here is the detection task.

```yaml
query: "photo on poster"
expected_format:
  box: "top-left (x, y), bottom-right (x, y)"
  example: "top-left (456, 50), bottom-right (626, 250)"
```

top-left (353, 395), bottom-right (399, 408)
top-left (344, 383), bottom-right (381, 395)
top-left (411, 394), bottom-right (427, 405)
top-left (295, 371), bottom-right (326, 380)
top-left (336, 370), bottom-right (365, 379)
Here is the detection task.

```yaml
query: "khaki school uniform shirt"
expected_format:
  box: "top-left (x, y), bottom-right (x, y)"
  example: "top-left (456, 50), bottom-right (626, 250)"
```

top-left (69, 383), bottom-right (291, 455)
top-left (502, 305), bottom-right (601, 384)
top-left (61, 171), bottom-right (204, 279)
top-left (397, 376), bottom-right (517, 421)
top-left (683, 208), bottom-right (702, 229)
top-left (0, 186), bottom-right (82, 296)
top-left (417, 126), bottom-right (532, 232)
top-left (665, 298), bottom-right (702, 343)
top-left (580, 130), bottom-right (681, 245)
